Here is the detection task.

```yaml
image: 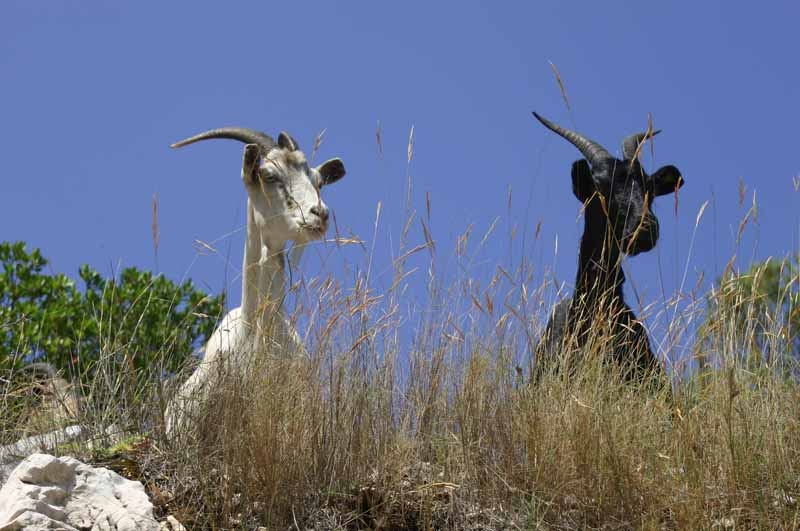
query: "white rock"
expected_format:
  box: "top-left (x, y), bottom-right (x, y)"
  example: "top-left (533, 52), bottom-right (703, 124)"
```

top-left (0, 425), bottom-right (84, 483)
top-left (0, 453), bottom-right (159, 531)
top-left (159, 515), bottom-right (187, 531)
top-left (0, 510), bottom-right (79, 530)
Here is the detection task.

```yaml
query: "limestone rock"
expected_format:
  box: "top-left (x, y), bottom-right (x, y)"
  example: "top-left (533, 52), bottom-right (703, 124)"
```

top-left (0, 425), bottom-right (84, 484)
top-left (0, 453), bottom-right (159, 531)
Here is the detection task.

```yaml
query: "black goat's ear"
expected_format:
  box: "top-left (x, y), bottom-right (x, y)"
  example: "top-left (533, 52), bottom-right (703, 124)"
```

top-left (241, 144), bottom-right (262, 184)
top-left (316, 158), bottom-right (346, 186)
top-left (571, 159), bottom-right (595, 202)
top-left (652, 165), bottom-right (684, 196)
top-left (277, 131), bottom-right (299, 151)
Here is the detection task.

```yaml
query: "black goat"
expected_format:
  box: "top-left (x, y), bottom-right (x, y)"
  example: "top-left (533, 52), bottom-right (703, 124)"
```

top-left (532, 112), bottom-right (684, 382)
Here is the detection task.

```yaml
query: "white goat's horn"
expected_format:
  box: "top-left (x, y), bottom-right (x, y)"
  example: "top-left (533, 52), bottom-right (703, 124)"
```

top-left (532, 112), bottom-right (612, 167)
top-left (170, 127), bottom-right (275, 149)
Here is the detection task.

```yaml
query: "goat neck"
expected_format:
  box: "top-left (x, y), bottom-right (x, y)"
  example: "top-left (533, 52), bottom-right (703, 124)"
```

top-left (240, 198), bottom-right (287, 339)
top-left (574, 205), bottom-right (626, 308)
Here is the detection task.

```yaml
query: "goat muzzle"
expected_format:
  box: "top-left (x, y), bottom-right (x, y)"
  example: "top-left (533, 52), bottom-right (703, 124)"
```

top-left (626, 218), bottom-right (659, 255)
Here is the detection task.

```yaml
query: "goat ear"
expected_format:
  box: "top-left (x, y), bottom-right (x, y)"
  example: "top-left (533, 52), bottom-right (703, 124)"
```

top-left (652, 165), bottom-right (684, 197)
top-left (241, 144), bottom-right (261, 184)
top-left (571, 159), bottom-right (595, 202)
top-left (316, 158), bottom-right (346, 186)
top-left (277, 131), bottom-right (299, 151)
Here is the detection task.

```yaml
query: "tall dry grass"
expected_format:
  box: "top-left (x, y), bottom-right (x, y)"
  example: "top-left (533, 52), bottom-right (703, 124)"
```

top-left (4, 144), bottom-right (798, 531)
top-left (142, 192), bottom-right (799, 530)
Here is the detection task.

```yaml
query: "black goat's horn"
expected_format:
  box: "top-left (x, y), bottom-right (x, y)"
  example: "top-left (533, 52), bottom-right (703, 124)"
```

top-left (621, 130), bottom-right (661, 160)
top-left (170, 127), bottom-right (275, 150)
top-left (532, 112), bottom-right (611, 167)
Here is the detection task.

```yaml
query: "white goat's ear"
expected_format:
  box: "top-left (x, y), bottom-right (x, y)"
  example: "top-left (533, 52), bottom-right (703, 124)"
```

top-left (316, 158), bottom-right (346, 186)
top-left (652, 165), bottom-right (684, 197)
top-left (277, 131), bottom-right (299, 151)
top-left (241, 144), bottom-right (261, 184)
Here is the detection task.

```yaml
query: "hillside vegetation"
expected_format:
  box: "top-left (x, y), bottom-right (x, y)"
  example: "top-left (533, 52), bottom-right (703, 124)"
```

top-left (2, 215), bottom-right (798, 530)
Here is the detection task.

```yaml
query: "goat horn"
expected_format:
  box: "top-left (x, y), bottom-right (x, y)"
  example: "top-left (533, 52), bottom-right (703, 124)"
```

top-left (621, 130), bottom-right (661, 160)
top-left (170, 127), bottom-right (275, 149)
top-left (532, 112), bottom-right (611, 167)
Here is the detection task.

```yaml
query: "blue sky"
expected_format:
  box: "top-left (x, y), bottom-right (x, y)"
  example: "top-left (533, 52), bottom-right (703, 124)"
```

top-left (2, 1), bottom-right (798, 363)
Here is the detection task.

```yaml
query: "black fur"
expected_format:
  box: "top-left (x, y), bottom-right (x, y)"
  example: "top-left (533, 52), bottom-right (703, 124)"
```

top-left (534, 118), bottom-right (684, 383)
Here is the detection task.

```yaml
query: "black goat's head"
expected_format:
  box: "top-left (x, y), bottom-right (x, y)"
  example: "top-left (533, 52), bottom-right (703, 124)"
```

top-left (533, 112), bottom-right (684, 256)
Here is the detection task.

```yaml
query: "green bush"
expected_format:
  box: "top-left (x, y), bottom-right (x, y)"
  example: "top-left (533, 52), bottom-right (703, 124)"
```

top-left (699, 255), bottom-right (799, 372)
top-left (0, 241), bottom-right (224, 384)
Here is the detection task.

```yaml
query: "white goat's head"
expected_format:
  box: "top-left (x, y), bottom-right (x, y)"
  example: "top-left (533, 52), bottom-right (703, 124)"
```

top-left (171, 127), bottom-right (346, 246)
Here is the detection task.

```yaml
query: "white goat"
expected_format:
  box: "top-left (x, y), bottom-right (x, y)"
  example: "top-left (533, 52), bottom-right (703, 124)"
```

top-left (164, 128), bottom-right (346, 435)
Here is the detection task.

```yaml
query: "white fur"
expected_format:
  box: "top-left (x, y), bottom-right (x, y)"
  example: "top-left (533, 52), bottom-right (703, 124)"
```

top-left (165, 140), bottom-right (341, 435)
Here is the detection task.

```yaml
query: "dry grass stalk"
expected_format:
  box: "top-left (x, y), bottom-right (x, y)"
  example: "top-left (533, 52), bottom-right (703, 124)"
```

top-left (4, 142), bottom-right (799, 531)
